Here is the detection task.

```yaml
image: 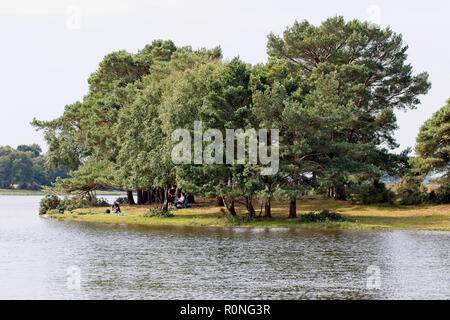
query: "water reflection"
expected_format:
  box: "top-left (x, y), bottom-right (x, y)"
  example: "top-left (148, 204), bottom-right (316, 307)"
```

top-left (0, 195), bottom-right (448, 299)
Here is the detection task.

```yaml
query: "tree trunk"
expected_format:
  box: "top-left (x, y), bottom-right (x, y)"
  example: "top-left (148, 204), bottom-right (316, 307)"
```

top-left (187, 194), bottom-right (195, 204)
top-left (223, 198), bottom-right (237, 216)
top-left (151, 189), bottom-right (156, 203)
top-left (137, 189), bottom-right (144, 204)
top-left (228, 200), bottom-right (237, 216)
top-left (334, 184), bottom-right (346, 201)
top-left (264, 198), bottom-right (272, 218)
top-left (327, 187), bottom-right (333, 198)
top-left (147, 190), bottom-right (153, 204)
top-left (142, 190), bottom-right (149, 204)
top-left (87, 191), bottom-right (94, 203)
top-left (217, 197), bottom-right (225, 207)
top-left (289, 196), bottom-right (296, 218)
top-left (259, 201), bottom-right (263, 217)
top-left (127, 189), bottom-right (135, 205)
top-left (162, 186), bottom-right (169, 212)
top-left (290, 163), bottom-right (299, 219)
top-left (373, 179), bottom-right (381, 189)
top-left (246, 196), bottom-right (256, 217)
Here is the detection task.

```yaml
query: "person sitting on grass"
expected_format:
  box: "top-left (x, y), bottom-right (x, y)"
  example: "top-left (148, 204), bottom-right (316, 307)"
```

top-left (174, 192), bottom-right (185, 208)
top-left (112, 201), bottom-right (121, 213)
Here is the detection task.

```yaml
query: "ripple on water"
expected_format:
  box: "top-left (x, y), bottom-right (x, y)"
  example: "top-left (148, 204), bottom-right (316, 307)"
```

top-left (0, 195), bottom-right (449, 299)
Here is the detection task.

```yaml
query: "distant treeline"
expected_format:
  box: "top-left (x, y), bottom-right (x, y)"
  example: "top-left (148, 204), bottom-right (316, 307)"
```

top-left (0, 144), bottom-right (68, 190)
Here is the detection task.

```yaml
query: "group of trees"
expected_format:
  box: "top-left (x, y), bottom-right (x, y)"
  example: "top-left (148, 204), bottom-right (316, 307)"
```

top-left (33, 17), bottom-right (449, 215)
top-left (0, 144), bottom-right (67, 190)
top-left (402, 99), bottom-right (450, 204)
top-left (412, 99), bottom-right (450, 183)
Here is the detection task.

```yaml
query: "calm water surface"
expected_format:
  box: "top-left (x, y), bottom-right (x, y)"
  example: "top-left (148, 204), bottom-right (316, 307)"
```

top-left (0, 195), bottom-right (449, 299)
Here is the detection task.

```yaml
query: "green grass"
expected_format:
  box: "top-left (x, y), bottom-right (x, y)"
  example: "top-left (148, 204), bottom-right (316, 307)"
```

top-left (45, 198), bottom-right (450, 231)
top-left (0, 188), bottom-right (45, 195)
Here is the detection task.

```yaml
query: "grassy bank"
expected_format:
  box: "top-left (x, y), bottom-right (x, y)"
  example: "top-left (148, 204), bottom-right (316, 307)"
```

top-left (0, 188), bottom-right (45, 195)
top-left (0, 188), bottom-right (127, 196)
top-left (45, 198), bottom-right (450, 231)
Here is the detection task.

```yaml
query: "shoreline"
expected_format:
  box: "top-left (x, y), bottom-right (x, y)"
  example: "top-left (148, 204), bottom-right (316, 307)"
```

top-left (43, 199), bottom-right (450, 231)
top-left (0, 189), bottom-right (127, 196)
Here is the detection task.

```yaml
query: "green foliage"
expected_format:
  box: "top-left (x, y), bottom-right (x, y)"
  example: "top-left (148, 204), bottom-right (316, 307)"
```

top-left (397, 186), bottom-right (427, 205)
top-left (144, 206), bottom-right (175, 218)
top-left (39, 194), bottom-right (61, 215)
top-left (257, 16), bottom-right (430, 207)
top-left (396, 175), bottom-right (428, 205)
top-left (298, 210), bottom-right (350, 223)
top-left (39, 194), bottom-right (109, 215)
top-left (32, 40), bottom-right (184, 193)
top-left (267, 17), bottom-right (430, 122)
top-left (51, 159), bottom-right (116, 197)
top-left (350, 180), bottom-right (396, 204)
top-left (411, 99), bottom-right (450, 184)
top-left (31, 17), bottom-right (431, 215)
top-left (429, 183), bottom-right (450, 204)
top-left (17, 144), bottom-right (42, 157)
top-left (218, 208), bottom-right (256, 225)
top-left (0, 145), bottom-right (68, 189)
top-left (17, 182), bottom-right (41, 191)
top-left (115, 196), bottom-right (130, 204)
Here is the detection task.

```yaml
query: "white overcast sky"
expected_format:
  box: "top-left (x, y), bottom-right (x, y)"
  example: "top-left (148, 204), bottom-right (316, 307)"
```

top-left (0, 0), bottom-right (449, 153)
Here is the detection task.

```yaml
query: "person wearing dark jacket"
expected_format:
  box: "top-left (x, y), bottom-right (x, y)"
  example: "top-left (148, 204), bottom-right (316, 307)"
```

top-left (112, 201), bottom-right (121, 213)
top-left (168, 185), bottom-right (176, 204)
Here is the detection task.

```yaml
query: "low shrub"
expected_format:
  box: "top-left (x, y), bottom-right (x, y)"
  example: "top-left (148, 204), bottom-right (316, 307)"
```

top-left (39, 194), bottom-right (110, 215)
top-left (0, 181), bottom-right (12, 189)
top-left (430, 183), bottom-right (450, 204)
top-left (39, 194), bottom-right (61, 215)
top-left (298, 210), bottom-right (350, 223)
top-left (91, 197), bottom-right (110, 207)
top-left (350, 180), bottom-right (396, 204)
top-left (397, 186), bottom-right (427, 205)
top-left (115, 197), bottom-right (129, 204)
top-left (144, 206), bottom-right (175, 218)
top-left (227, 214), bottom-right (255, 225)
top-left (62, 196), bottom-right (109, 209)
top-left (395, 175), bottom-right (428, 205)
top-left (217, 208), bottom-right (256, 225)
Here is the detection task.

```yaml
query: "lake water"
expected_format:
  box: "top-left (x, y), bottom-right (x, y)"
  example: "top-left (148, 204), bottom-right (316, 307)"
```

top-left (0, 195), bottom-right (449, 299)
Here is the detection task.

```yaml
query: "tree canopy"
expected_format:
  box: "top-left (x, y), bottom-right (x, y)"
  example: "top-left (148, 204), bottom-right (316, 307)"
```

top-left (411, 99), bottom-right (450, 183)
top-left (32, 17), bottom-right (433, 213)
